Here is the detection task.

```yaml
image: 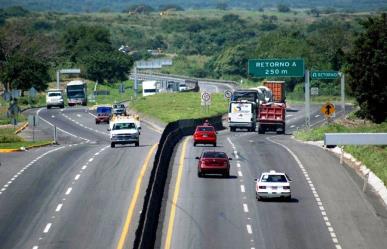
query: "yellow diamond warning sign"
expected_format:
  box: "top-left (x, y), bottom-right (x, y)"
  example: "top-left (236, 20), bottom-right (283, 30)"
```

top-left (321, 102), bottom-right (335, 117)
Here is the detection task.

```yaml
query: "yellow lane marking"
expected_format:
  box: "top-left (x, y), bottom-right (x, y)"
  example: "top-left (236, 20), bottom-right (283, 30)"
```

top-left (164, 136), bottom-right (190, 249)
top-left (115, 143), bottom-right (158, 249)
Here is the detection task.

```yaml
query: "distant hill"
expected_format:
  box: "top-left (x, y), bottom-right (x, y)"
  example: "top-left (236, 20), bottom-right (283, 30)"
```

top-left (0, 0), bottom-right (386, 12)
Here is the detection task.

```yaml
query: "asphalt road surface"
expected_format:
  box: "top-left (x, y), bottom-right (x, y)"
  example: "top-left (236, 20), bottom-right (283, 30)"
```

top-left (0, 107), bottom-right (161, 249)
top-left (158, 103), bottom-right (386, 249)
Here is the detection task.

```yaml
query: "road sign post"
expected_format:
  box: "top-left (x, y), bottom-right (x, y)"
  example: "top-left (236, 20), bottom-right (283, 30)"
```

top-left (340, 73), bottom-right (345, 115)
top-left (201, 91), bottom-right (211, 112)
top-left (56, 68), bottom-right (81, 89)
top-left (248, 59), bottom-right (305, 77)
top-left (305, 70), bottom-right (310, 129)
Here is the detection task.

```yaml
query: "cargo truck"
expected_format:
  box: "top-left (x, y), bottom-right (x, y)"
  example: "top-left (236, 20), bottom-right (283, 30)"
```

top-left (263, 81), bottom-right (285, 103)
top-left (258, 102), bottom-right (286, 134)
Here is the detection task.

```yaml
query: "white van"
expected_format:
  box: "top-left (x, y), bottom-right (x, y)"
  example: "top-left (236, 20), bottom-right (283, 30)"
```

top-left (228, 101), bottom-right (257, 132)
top-left (142, 80), bottom-right (158, 97)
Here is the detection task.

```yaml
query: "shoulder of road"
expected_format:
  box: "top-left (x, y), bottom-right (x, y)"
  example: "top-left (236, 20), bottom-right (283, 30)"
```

top-left (296, 138), bottom-right (387, 208)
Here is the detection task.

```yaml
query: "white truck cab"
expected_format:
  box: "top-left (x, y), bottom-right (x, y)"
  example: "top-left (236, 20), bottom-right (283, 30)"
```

top-left (109, 118), bottom-right (140, 148)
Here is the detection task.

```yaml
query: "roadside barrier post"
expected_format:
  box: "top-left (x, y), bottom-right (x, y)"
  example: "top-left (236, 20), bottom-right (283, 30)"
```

top-left (363, 171), bottom-right (370, 192)
top-left (54, 126), bottom-right (57, 144)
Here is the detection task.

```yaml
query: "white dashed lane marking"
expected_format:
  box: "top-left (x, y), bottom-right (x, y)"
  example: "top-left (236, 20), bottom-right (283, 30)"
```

top-left (65, 187), bottom-right (72, 195)
top-left (246, 225), bottom-right (253, 234)
top-left (243, 203), bottom-right (249, 213)
top-left (55, 204), bottom-right (63, 212)
top-left (74, 174), bottom-right (80, 180)
top-left (240, 185), bottom-right (245, 193)
top-left (43, 223), bottom-right (52, 233)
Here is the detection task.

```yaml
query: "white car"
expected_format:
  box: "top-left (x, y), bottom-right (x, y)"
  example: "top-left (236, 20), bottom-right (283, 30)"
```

top-left (46, 89), bottom-right (64, 109)
top-left (255, 170), bottom-right (292, 201)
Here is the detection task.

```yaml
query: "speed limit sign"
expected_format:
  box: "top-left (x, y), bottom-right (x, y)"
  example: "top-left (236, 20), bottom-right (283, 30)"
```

top-left (224, 90), bottom-right (232, 99)
top-left (201, 91), bottom-right (211, 106)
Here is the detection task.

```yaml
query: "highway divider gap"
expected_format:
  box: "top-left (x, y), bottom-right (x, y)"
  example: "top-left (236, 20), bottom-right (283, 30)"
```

top-left (133, 115), bottom-right (224, 249)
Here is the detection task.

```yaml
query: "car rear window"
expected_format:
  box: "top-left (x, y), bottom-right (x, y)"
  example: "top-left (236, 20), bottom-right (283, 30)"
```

top-left (48, 92), bottom-right (62, 97)
top-left (197, 126), bottom-right (215, 132)
top-left (261, 174), bottom-right (287, 183)
top-left (97, 107), bottom-right (112, 113)
top-left (112, 122), bottom-right (136, 130)
top-left (202, 152), bottom-right (227, 159)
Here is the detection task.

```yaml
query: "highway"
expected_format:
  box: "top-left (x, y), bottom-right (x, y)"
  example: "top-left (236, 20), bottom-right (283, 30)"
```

top-left (158, 103), bottom-right (387, 249)
top-left (0, 107), bottom-right (160, 249)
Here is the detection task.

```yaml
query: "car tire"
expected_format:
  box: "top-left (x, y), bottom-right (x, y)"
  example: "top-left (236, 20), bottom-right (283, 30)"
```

top-left (96, 121), bottom-right (99, 124)
top-left (258, 127), bottom-right (264, 134)
top-left (223, 171), bottom-right (230, 178)
top-left (135, 141), bottom-right (139, 147)
top-left (213, 143), bottom-right (216, 147)
top-left (60, 104), bottom-right (64, 109)
top-left (197, 171), bottom-right (202, 177)
top-left (230, 127), bottom-right (235, 132)
top-left (193, 142), bottom-right (197, 147)
top-left (285, 195), bottom-right (292, 201)
top-left (47, 106), bottom-right (51, 109)
top-left (111, 142), bottom-right (115, 148)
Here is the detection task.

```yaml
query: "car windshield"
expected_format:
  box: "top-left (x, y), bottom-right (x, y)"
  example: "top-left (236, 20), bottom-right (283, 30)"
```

top-left (113, 104), bottom-right (125, 109)
top-left (202, 152), bottom-right (227, 159)
top-left (261, 174), bottom-right (288, 183)
top-left (197, 126), bottom-right (214, 132)
top-left (112, 123), bottom-right (136, 130)
top-left (48, 92), bottom-right (61, 97)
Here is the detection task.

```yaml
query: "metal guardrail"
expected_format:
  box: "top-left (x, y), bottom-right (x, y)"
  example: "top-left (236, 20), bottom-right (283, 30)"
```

top-left (130, 71), bottom-right (239, 88)
top-left (324, 133), bottom-right (387, 145)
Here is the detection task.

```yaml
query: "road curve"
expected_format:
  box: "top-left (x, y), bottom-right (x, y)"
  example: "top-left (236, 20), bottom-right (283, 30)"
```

top-left (0, 107), bottom-right (161, 249)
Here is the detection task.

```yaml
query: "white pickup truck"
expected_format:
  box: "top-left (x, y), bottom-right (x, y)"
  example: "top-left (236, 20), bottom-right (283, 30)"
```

top-left (109, 118), bottom-right (140, 148)
top-left (46, 89), bottom-right (64, 109)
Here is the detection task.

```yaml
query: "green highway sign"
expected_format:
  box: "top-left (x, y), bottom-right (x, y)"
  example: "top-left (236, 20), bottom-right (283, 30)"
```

top-left (311, 71), bottom-right (340, 80)
top-left (248, 59), bottom-right (304, 77)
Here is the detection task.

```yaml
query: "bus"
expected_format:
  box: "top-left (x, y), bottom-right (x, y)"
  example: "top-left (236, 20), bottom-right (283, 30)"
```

top-left (142, 80), bottom-right (159, 97)
top-left (66, 80), bottom-right (87, 106)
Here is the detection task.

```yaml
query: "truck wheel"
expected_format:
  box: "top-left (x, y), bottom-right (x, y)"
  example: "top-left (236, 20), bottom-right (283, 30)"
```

top-left (47, 106), bottom-right (51, 109)
top-left (230, 127), bottom-right (235, 132)
top-left (258, 127), bottom-right (264, 134)
top-left (135, 141), bottom-right (139, 147)
top-left (213, 143), bottom-right (217, 147)
top-left (60, 104), bottom-right (64, 109)
top-left (193, 142), bottom-right (197, 147)
top-left (96, 121), bottom-right (99, 124)
top-left (111, 142), bottom-right (115, 148)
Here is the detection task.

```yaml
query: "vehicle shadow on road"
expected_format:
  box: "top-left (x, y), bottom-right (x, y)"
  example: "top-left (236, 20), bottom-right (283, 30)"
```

top-left (200, 175), bottom-right (238, 179)
top-left (113, 144), bottom-right (153, 148)
top-left (260, 197), bottom-right (299, 203)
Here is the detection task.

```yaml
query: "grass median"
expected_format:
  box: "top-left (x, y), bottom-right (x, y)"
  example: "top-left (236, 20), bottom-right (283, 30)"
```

top-left (130, 92), bottom-right (228, 123)
top-left (0, 127), bottom-right (51, 150)
top-left (294, 119), bottom-right (387, 185)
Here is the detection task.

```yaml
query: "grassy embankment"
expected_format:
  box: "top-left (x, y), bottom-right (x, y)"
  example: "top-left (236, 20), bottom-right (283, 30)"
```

top-left (0, 127), bottom-right (51, 149)
top-left (130, 92), bottom-right (228, 123)
top-left (294, 119), bottom-right (387, 185)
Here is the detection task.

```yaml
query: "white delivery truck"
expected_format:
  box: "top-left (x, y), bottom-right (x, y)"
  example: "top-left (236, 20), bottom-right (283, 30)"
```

top-left (142, 80), bottom-right (159, 97)
top-left (228, 101), bottom-right (257, 132)
top-left (109, 117), bottom-right (140, 148)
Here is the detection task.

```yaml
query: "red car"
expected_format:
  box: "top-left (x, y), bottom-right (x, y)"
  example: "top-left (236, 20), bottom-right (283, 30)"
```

top-left (196, 151), bottom-right (231, 177)
top-left (193, 125), bottom-right (217, 147)
top-left (95, 106), bottom-right (112, 124)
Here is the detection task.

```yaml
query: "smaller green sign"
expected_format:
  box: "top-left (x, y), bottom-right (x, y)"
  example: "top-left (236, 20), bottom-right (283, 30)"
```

top-left (311, 71), bottom-right (340, 80)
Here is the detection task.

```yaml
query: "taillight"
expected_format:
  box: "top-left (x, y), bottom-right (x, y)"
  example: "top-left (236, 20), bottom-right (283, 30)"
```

top-left (258, 186), bottom-right (266, 189)
top-left (283, 186), bottom-right (290, 189)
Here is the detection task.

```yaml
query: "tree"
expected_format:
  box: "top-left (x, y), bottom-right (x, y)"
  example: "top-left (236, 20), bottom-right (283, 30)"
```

top-left (80, 50), bottom-right (133, 83)
top-left (216, 2), bottom-right (228, 10)
top-left (0, 54), bottom-right (49, 92)
top-left (159, 4), bottom-right (184, 11)
top-left (347, 13), bottom-right (387, 123)
top-left (0, 21), bottom-right (56, 92)
top-left (277, 4), bottom-right (290, 13)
